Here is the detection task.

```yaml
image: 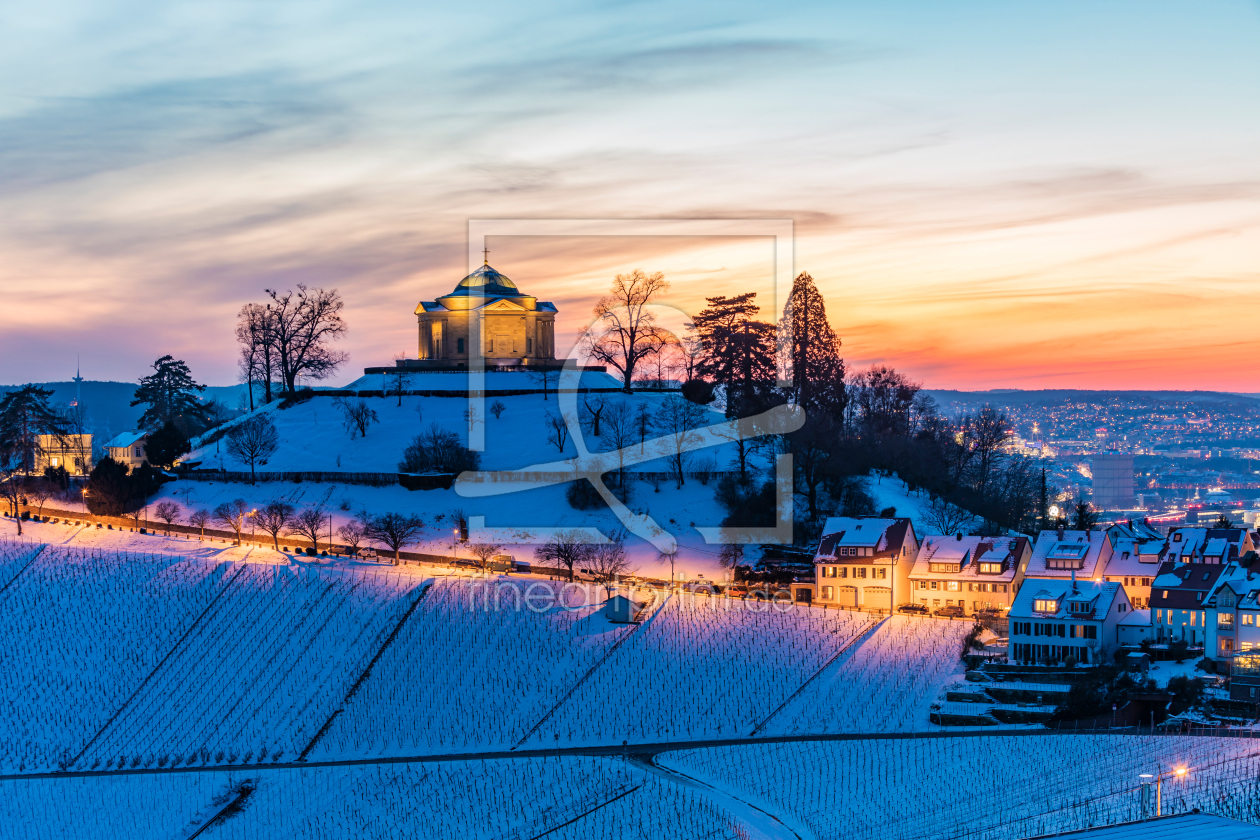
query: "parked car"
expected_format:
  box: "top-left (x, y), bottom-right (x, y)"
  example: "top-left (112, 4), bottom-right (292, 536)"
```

top-left (726, 585), bottom-right (749, 599)
top-left (935, 605), bottom-right (966, 618)
top-left (897, 603), bottom-right (929, 615)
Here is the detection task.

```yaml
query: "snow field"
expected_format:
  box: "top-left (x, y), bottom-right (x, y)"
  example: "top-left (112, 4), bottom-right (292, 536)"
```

top-left (764, 615), bottom-right (973, 735)
top-left (0, 544), bottom-right (231, 773)
top-left (524, 596), bottom-right (874, 746)
top-left (0, 756), bottom-right (742, 840)
top-left (0, 539), bottom-right (44, 590)
top-left (664, 734), bottom-right (1260, 840)
top-left (312, 577), bottom-right (634, 757)
top-left (75, 565), bottom-right (423, 771)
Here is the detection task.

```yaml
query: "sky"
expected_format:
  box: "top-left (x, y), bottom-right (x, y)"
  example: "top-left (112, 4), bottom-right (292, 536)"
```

top-left (1, 0), bottom-right (1258, 391)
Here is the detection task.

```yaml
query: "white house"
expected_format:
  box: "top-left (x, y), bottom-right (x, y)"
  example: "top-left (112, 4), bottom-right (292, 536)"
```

top-left (907, 535), bottom-right (1031, 615)
top-left (103, 431), bottom-right (149, 470)
top-left (1022, 529), bottom-right (1113, 583)
top-left (813, 517), bottom-right (918, 612)
top-left (1009, 578), bottom-right (1132, 665)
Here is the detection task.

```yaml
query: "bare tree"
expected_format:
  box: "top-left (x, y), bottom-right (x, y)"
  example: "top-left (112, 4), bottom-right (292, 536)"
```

top-left (529, 368), bottom-right (558, 401)
top-left (535, 529), bottom-right (593, 582)
top-left (235, 303), bottom-right (280, 406)
top-left (587, 529), bottom-right (631, 595)
top-left (601, 401), bottom-right (636, 489)
top-left (584, 269), bottom-right (670, 392)
top-left (364, 512), bottom-right (425, 563)
top-left (337, 518), bottom-right (367, 555)
top-left (582, 394), bottom-right (606, 437)
top-left (489, 399), bottom-right (507, 419)
top-left (154, 501), bottom-right (181, 535)
top-left (634, 402), bottom-right (653, 450)
top-left (389, 357), bottom-right (410, 407)
top-left (189, 508), bottom-right (211, 538)
top-left (544, 411), bottom-right (570, 453)
top-left (468, 542), bottom-right (503, 570)
top-left (255, 500), bottom-right (295, 550)
top-left (0, 471), bottom-right (27, 536)
top-left (654, 396), bottom-right (707, 488)
top-left (923, 496), bottom-right (974, 536)
top-left (26, 478), bottom-right (54, 518)
top-left (288, 506), bottom-right (328, 554)
top-left (213, 499), bottom-right (251, 545)
top-left (225, 414), bottom-right (279, 482)
top-left (960, 406), bottom-right (1010, 501)
top-left (264, 285), bottom-right (350, 392)
top-left (335, 398), bottom-right (379, 439)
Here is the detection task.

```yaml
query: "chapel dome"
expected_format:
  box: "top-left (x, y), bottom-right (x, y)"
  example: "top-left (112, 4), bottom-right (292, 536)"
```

top-left (449, 263), bottom-right (520, 297)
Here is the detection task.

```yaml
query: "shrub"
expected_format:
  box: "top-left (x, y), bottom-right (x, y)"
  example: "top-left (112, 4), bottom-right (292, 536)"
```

top-left (681, 379), bottom-right (715, 404)
top-left (399, 423), bottom-right (482, 474)
top-left (566, 481), bottom-right (606, 510)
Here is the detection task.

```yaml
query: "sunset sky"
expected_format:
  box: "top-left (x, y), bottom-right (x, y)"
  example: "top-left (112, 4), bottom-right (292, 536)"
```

top-left (2, 1), bottom-right (1258, 391)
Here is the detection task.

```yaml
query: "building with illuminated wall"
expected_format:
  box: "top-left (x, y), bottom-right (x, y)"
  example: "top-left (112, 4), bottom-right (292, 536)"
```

top-left (411, 262), bottom-right (558, 368)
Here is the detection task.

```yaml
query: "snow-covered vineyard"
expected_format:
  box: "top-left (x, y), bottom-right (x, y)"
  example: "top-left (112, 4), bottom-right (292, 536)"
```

top-left (664, 734), bottom-right (1260, 840)
top-left (0, 756), bottom-right (743, 840)
top-left (7, 536), bottom-right (1260, 837)
top-left (0, 538), bottom-right (978, 773)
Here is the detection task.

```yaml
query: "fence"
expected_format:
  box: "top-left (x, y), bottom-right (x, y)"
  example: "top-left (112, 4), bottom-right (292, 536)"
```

top-left (181, 470), bottom-right (399, 487)
top-left (176, 468), bottom-right (738, 487)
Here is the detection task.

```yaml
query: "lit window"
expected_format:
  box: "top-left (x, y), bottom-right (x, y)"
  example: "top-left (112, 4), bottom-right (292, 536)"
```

top-left (1244, 614), bottom-right (1255, 626)
top-left (946, 581), bottom-right (959, 591)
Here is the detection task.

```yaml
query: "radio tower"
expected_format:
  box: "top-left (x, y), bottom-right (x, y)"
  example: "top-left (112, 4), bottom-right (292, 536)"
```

top-left (71, 357), bottom-right (84, 408)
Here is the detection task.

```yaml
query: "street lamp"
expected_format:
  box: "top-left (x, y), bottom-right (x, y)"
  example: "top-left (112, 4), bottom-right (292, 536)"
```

top-left (1139, 767), bottom-right (1188, 817)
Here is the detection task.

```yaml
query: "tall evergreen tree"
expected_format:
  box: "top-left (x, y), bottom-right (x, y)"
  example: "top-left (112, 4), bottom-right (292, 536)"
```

top-left (145, 420), bottom-right (191, 470)
top-left (0, 385), bottom-right (67, 473)
top-left (691, 292), bottom-right (776, 416)
top-left (131, 355), bottom-right (207, 432)
top-left (779, 272), bottom-right (846, 420)
top-left (1038, 468), bottom-right (1050, 531)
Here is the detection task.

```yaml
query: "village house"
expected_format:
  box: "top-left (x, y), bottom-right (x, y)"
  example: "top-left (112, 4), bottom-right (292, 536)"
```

top-left (907, 534), bottom-right (1031, 615)
top-left (33, 433), bottom-right (93, 476)
top-left (1099, 534), bottom-right (1163, 609)
top-left (103, 431), bottom-right (149, 471)
top-left (1162, 527), bottom-right (1255, 564)
top-left (1022, 529), bottom-right (1114, 584)
top-left (1197, 556), bottom-right (1260, 666)
top-left (1149, 561), bottom-right (1226, 649)
top-left (812, 517), bottom-right (919, 612)
top-left (1009, 578), bottom-right (1131, 665)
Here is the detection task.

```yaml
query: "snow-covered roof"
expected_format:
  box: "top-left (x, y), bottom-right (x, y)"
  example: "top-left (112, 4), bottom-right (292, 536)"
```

top-left (816, 517), bottom-right (915, 560)
top-left (1102, 540), bottom-right (1163, 577)
top-left (1119, 608), bottom-right (1150, 626)
top-left (1024, 530), bottom-right (1111, 581)
top-left (104, 431), bottom-right (146, 449)
top-left (1010, 578), bottom-right (1124, 621)
top-left (910, 535), bottom-right (1027, 581)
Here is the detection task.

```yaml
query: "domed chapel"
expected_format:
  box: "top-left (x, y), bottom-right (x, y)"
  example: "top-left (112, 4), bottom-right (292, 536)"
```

top-left (412, 261), bottom-right (558, 368)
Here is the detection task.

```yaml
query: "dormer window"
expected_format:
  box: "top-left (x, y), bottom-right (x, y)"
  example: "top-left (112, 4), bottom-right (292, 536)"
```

top-left (1047, 542), bottom-right (1088, 570)
top-left (1033, 598), bottom-right (1060, 613)
top-left (1068, 600), bottom-right (1092, 614)
top-left (979, 562), bottom-right (1003, 574)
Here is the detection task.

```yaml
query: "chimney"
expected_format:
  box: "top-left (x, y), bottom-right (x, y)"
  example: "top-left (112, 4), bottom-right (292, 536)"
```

top-left (956, 533), bottom-right (963, 541)
top-left (1057, 525), bottom-right (1065, 541)
top-left (1071, 568), bottom-right (1078, 595)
